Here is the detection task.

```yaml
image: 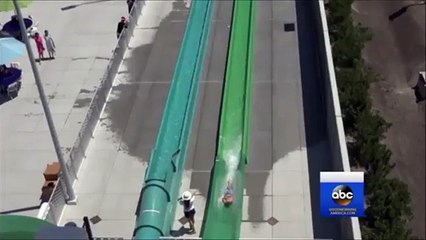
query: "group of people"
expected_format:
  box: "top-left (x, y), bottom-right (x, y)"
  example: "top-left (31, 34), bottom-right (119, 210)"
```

top-left (33, 30), bottom-right (56, 63)
top-left (5, 15), bottom-right (56, 64)
top-left (35, 0), bottom-right (134, 60)
top-left (178, 180), bottom-right (235, 234)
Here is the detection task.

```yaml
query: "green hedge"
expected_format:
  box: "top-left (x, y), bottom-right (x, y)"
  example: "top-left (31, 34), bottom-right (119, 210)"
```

top-left (326, 0), bottom-right (416, 239)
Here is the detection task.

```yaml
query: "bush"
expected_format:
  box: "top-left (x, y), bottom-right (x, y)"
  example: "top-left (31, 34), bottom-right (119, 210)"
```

top-left (363, 178), bottom-right (413, 239)
top-left (352, 110), bottom-right (392, 167)
top-left (332, 23), bottom-right (371, 68)
top-left (326, 0), bottom-right (415, 238)
top-left (336, 62), bottom-right (372, 133)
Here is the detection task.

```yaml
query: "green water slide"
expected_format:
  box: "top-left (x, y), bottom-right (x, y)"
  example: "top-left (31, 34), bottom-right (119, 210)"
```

top-left (133, 0), bottom-right (214, 239)
top-left (202, 0), bottom-right (256, 239)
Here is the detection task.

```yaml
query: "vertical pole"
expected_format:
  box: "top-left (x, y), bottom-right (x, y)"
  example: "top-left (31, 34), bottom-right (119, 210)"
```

top-left (82, 216), bottom-right (94, 240)
top-left (13, 0), bottom-right (77, 203)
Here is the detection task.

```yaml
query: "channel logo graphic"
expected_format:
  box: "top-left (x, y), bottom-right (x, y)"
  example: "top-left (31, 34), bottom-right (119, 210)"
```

top-left (320, 172), bottom-right (365, 217)
top-left (332, 185), bottom-right (353, 206)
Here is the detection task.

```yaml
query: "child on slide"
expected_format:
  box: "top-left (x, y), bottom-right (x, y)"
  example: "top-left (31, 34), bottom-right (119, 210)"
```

top-left (222, 180), bottom-right (234, 206)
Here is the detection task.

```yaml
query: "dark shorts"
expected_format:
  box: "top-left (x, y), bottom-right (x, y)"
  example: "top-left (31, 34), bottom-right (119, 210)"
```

top-left (184, 209), bottom-right (196, 218)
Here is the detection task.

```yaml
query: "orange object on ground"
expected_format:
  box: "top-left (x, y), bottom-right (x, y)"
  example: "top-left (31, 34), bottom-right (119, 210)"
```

top-left (43, 162), bottom-right (60, 181)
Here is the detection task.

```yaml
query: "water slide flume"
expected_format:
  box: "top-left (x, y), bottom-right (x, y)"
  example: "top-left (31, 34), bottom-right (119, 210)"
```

top-left (202, 0), bottom-right (256, 239)
top-left (133, 1), bottom-right (214, 239)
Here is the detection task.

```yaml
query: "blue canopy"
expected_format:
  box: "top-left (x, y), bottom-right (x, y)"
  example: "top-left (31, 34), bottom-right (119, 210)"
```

top-left (0, 37), bottom-right (25, 65)
top-left (1, 16), bottom-right (33, 32)
top-left (1, 16), bottom-right (33, 41)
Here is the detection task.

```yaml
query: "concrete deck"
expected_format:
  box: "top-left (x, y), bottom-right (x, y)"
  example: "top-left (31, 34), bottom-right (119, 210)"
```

top-left (58, 1), bottom-right (190, 238)
top-left (243, 1), bottom-right (344, 238)
top-left (0, 1), bottom-right (127, 216)
top-left (171, 0), bottom-right (233, 237)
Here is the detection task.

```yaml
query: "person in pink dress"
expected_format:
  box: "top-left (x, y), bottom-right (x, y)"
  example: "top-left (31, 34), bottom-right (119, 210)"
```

top-left (34, 32), bottom-right (45, 63)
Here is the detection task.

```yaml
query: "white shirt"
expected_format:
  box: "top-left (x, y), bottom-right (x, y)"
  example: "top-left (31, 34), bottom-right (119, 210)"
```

top-left (180, 196), bottom-right (195, 212)
top-left (44, 36), bottom-right (55, 50)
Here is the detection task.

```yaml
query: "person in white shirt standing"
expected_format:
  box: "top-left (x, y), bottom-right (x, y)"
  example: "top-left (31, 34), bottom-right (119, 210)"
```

top-left (178, 191), bottom-right (196, 233)
top-left (43, 30), bottom-right (56, 59)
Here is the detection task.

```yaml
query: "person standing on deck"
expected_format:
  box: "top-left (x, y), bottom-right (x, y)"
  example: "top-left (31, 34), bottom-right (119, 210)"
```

top-left (34, 32), bottom-right (45, 64)
top-left (127, 0), bottom-right (135, 13)
top-left (116, 17), bottom-right (128, 39)
top-left (178, 191), bottom-right (196, 233)
top-left (44, 30), bottom-right (56, 59)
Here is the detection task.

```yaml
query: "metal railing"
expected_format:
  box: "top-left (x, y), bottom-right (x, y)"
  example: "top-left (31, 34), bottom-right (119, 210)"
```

top-left (45, 177), bottom-right (66, 223)
top-left (42, 0), bottom-right (146, 224)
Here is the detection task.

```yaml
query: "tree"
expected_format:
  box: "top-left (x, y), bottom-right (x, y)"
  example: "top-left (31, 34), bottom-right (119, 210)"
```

top-left (327, 0), bottom-right (354, 28)
top-left (362, 220), bottom-right (415, 240)
top-left (364, 157), bottom-right (394, 195)
top-left (327, 0), bottom-right (372, 46)
top-left (353, 109), bottom-right (390, 144)
top-left (332, 22), bottom-right (371, 68)
top-left (327, 0), bottom-right (371, 68)
top-left (335, 62), bottom-right (373, 133)
top-left (326, 0), bottom-right (416, 238)
top-left (328, 8), bottom-right (353, 41)
top-left (352, 110), bottom-right (392, 167)
top-left (353, 109), bottom-right (390, 140)
top-left (363, 178), bottom-right (414, 239)
top-left (365, 169), bottom-right (385, 196)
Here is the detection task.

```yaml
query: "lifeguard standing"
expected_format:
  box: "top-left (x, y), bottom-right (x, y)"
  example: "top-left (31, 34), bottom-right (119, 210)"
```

top-left (178, 191), bottom-right (196, 233)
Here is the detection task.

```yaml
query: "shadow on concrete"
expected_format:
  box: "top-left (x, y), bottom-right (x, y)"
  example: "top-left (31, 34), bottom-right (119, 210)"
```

top-left (60, 0), bottom-right (112, 11)
top-left (295, 0), bottom-right (341, 239)
top-left (170, 226), bottom-right (192, 237)
top-left (102, 1), bottom-right (189, 162)
top-left (0, 205), bottom-right (40, 214)
top-left (242, 0), bottom-right (303, 224)
top-left (97, 41), bottom-right (154, 142)
top-left (388, 2), bottom-right (426, 22)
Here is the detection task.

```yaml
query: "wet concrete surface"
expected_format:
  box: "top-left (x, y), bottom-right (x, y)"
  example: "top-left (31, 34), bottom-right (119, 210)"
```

top-left (352, 1), bottom-right (425, 237)
top-left (102, 1), bottom-right (190, 162)
top-left (59, 1), bottom-right (192, 237)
